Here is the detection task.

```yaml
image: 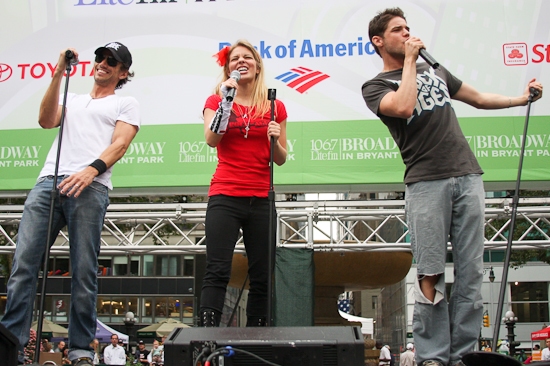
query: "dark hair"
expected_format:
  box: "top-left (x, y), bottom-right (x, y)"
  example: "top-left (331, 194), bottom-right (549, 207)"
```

top-left (116, 65), bottom-right (134, 90)
top-left (368, 7), bottom-right (406, 56)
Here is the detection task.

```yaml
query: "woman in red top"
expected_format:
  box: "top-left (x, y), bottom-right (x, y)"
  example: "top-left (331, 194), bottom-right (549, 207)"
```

top-left (200, 39), bottom-right (288, 327)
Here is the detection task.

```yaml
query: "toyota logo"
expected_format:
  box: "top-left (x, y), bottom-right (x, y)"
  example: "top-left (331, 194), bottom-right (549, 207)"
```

top-left (0, 63), bottom-right (12, 82)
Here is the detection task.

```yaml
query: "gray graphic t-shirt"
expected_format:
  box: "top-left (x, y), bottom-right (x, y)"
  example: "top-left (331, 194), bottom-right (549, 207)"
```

top-left (362, 63), bottom-right (483, 184)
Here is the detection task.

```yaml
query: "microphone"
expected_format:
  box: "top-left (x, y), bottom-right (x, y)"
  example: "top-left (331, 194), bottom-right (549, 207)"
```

top-left (419, 49), bottom-right (439, 69)
top-left (529, 87), bottom-right (540, 98)
top-left (65, 50), bottom-right (79, 65)
top-left (225, 70), bottom-right (241, 102)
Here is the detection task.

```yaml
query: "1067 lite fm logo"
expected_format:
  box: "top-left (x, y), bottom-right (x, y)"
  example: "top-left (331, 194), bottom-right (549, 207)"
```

top-left (73, 0), bottom-right (236, 4)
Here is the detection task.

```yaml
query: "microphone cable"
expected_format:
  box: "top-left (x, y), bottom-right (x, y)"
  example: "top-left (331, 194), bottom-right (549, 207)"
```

top-left (204, 346), bottom-right (282, 366)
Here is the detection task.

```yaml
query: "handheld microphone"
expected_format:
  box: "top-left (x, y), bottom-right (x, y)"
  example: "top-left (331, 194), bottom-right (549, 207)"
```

top-left (529, 87), bottom-right (540, 98)
top-left (419, 49), bottom-right (439, 69)
top-left (225, 70), bottom-right (241, 102)
top-left (65, 50), bottom-right (79, 65)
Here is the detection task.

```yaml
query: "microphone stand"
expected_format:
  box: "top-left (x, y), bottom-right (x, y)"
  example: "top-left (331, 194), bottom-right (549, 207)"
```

top-left (462, 88), bottom-right (540, 366)
top-left (32, 54), bottom-right (75, 365)
top-left (266, 89), bottom-right (276, 326)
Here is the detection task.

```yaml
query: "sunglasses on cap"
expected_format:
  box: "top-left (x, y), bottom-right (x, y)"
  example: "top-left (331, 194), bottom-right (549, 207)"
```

top-left (95, 54), bottom-right (119, 67)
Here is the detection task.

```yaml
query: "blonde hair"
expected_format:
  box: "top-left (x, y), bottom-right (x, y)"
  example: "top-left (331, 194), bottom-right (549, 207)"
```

top-left (214, 39), bottom-right (271, 119)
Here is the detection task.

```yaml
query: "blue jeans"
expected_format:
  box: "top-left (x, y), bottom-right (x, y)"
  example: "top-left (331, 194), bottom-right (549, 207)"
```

top-left (200, 195), bottom-right (275, 318)
top-left (1, 176), bottom-right (108, 363)
top-left (406, 174), bottom-right (484, 365)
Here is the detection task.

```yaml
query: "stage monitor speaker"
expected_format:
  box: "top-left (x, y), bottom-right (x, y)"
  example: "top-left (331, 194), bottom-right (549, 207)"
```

top-left (461, 351), bottom-right (521, 366)
top-left (164, 326), bottom-right (364, 366)
top-left (0, 322), bottom-right (19, 366)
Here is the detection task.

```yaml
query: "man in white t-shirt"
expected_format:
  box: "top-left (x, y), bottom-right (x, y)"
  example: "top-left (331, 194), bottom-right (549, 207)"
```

top-left (0, 41), bottom-right (140, 366)
top-left (378, 342), bottom-right (392, 366)
top-left (103, 334), bottom-right (127, 365)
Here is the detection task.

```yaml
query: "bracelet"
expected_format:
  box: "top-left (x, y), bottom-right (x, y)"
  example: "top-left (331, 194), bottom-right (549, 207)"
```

top-left (89, 159), bottom-right (107, 175)
top-left (508, 98), bottom-right (512, 108)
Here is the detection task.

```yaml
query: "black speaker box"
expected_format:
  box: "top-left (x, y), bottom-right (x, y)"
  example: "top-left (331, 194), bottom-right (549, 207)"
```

top-left (462, 352), bottom-right (521, 366)
top-left (164, 326), bottom-right (364, 366)
top-left (0, 322), bottom-right (19, 366)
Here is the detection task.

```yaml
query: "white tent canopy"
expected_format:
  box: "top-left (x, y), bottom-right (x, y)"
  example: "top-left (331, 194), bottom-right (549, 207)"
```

top-left (96, 319), bottom-right (129, 343)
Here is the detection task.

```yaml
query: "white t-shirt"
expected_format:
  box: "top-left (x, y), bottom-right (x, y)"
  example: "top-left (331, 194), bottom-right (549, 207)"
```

top-left (103, 344), bottom-right (127, 365)
top-left (380, 345), bottom-right (391, 365)
top-left (39, 93), bottom-right (140, 189)
top-left (542, 347), bottom-right (550, 360)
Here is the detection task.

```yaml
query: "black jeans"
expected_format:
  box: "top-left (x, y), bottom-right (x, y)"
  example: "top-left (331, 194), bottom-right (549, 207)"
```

top-left (200, 194), bottom-right (275, 317)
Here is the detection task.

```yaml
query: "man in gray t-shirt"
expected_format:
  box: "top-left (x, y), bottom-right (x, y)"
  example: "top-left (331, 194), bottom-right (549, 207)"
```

top-left (363, 63), bottom-right (483, 185)
top-left (362, 7), bottom-right (542, 366)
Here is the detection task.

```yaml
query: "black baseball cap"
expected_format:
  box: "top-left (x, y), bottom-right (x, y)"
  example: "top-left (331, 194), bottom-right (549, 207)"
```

top-left (94, 42), bottom-right (132, 68)
top-left (138, 340), bottom-right (144, 344)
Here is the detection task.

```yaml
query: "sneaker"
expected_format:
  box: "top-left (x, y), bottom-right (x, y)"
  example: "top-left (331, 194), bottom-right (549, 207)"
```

top-left (72, 357), bottom-right (94, 366)
top-left (421, 361), bottom-right (445, 366)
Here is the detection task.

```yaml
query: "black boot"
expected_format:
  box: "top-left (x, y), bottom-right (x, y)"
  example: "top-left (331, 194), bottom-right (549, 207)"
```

top-left (246, 316), bottom-right (267, 327)
top-left (200, 309), bottom-right (221, 327)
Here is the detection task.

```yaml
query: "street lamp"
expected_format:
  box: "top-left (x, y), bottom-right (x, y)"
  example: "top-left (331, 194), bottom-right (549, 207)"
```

top-left (503, 310), bottom-right (520, 357)
top-left (482, 266), bottom-right (496, 348)
top-left (124, 311), bottom-right (136, 354)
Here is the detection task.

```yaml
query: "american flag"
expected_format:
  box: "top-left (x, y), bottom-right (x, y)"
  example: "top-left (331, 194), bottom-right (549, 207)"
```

top-left (338, 299), bottom-right (351, 313)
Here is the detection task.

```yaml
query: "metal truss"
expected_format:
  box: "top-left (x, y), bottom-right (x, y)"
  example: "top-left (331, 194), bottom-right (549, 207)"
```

top-left (1, 198), bottom-right (549, 255)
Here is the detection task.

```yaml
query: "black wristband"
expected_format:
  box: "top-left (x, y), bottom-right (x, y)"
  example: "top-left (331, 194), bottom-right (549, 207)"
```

top-left (89, 159), bottom-right (107, 176)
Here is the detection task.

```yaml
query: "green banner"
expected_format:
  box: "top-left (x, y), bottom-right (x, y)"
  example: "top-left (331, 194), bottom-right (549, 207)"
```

top-left (0, 116), bottom-right (549, 191)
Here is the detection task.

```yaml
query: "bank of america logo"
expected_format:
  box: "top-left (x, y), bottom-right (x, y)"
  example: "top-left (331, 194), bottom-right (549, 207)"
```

top-left (275, 67), bottom-right (330, 93)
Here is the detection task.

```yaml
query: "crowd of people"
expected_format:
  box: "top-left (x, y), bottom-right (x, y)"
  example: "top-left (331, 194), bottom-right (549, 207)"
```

top-left (376, 342), bottom-right (415, 366)
top-left (40, 334), bottom-right (165, 365)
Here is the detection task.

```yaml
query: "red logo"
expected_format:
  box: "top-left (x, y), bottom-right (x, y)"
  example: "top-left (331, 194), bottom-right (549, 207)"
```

top-left (0, 63), bottom-right (12, 82)
top-left (503, 43), bottom-right (528, 66)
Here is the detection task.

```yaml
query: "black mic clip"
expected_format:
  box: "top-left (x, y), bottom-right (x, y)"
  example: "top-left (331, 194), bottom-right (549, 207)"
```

top-left (65, 50), bottom-right (79, 67)
top-left (529, 87), bottom-right (540, 102)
